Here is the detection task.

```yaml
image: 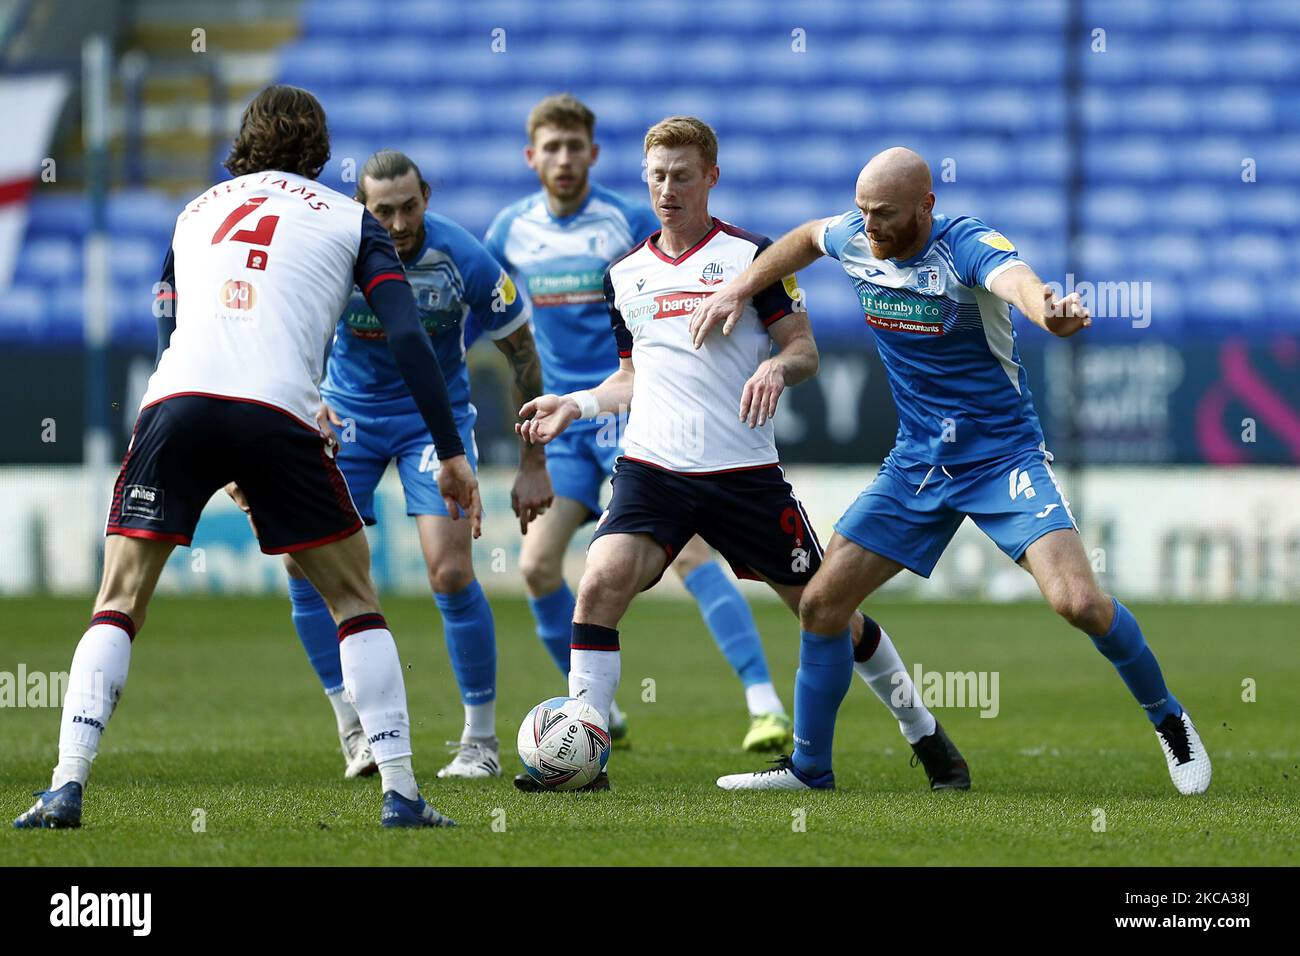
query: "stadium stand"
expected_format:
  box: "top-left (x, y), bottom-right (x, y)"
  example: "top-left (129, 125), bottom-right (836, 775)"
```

top-left (4, 0), bottom-right (1299, 350)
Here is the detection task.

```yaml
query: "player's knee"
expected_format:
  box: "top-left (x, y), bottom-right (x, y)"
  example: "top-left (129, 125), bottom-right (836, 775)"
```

top-left (428, 561), bottom-right (474, 595)
top-left (518, 550), bottom-right (563, 596)
top-left (798, 585), bottom-right (850, 636)
top-left (575, 563), bottom-right (633, 619)
top-left (1051, 587), bottom-right (1110, 633)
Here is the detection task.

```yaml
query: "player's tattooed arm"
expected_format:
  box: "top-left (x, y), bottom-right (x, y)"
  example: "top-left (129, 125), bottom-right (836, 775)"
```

top-left (495, 324), bottom-right (553, 530)
top-left (990, 262), bottom-right (1091, 337)
top-left (740, 313), bottom-right (818, 428)
top-left (496, 323), bottom-right (544, 403)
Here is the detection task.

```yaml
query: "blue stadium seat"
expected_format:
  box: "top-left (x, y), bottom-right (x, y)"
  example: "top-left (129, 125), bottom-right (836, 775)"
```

top-left (6, 0), bottom-right (1299, 346)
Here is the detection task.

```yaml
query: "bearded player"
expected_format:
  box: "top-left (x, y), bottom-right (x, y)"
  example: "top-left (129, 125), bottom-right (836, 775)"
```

top-left (515, 118), bottom-right (969, 793)
top-left (694, 147), bottom-right (1210, 795)
top-left (482, 95), bottom-right (794, 753)
top-left (15, 86), bottom-right (471, 829)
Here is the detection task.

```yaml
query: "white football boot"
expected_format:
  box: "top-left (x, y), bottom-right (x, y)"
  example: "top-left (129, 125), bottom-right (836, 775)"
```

top-left (340, 726), bottom-right (377, 779)
top-left (436, 736), bottom-right (502, 779)
top-left (716, 755), bottom-right (835, 791)
top-left (1154, 710), bottom-right (1211, 795)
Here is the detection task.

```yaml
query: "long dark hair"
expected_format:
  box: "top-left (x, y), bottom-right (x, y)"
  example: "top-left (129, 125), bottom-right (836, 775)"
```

top-left (224, 85), bottom-right (331, 179)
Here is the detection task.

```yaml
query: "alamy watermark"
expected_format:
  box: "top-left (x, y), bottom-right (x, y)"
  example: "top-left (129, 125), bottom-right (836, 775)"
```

top-left (892, 664), bottom-right (1000, 718)
top-left (0, 666), bottom-right (103, 709)
top-left (1045, 273), bottom-right (1152, 329)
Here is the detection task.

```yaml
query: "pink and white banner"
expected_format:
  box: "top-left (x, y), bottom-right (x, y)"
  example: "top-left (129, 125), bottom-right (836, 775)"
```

top-left (0, 73), bottom-right (70, 287)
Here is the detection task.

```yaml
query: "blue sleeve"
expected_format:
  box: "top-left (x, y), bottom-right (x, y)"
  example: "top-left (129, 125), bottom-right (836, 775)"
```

top-left (154, 240), bottom-right (177, 367)
top-left (453, 225), bottom-right (529, 339)
top-left (819, 209), bottom-right (861, 262)
top-left (483, 208), bottom-right (512, 271)
top-left (353, 209), bottom-right (406, 296)
top-left (943, 217), bottom-right (1023, 290)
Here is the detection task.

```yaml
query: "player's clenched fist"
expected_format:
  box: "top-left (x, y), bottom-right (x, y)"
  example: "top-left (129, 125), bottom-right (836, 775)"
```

top-left (739, 358), bottom-right (786, 428)
top-left (516, 394), bottom-right (580, 446)
top-left (1042, 286), bottom-right (1091, 337)
top-left (437, 454), bottom-right (483, 539)
top-left (688, 284), bottom-right (746, 349)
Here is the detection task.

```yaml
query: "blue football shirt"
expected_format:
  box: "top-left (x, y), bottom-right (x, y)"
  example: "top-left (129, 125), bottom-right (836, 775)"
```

top-left (819, 210), bottom-right (1044, 464)
top-left (482, 183), bottom-right (659, 396)
top-left (324, 210), bottom-right (529, 417)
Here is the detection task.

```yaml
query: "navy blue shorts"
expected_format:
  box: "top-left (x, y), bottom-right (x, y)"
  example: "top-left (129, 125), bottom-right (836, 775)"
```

top-left (590, 457), bottom-right (823, 588)
top-left (106, 393), bottom-right (362, 554)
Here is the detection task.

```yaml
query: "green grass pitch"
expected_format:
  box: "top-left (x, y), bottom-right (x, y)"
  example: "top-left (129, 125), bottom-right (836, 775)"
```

top-left (2, 595), bottom-right (1296, 866)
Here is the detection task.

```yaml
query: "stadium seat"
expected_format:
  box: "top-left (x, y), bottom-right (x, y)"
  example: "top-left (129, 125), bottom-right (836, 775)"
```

top-left (7, 0), bottom-right (1300, 346)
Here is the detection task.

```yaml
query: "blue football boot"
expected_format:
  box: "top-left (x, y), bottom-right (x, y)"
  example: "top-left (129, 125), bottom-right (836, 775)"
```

top-left (380, 790), bottom-right (456, 828)
top-left (14, 782), bottom-right (83, 829)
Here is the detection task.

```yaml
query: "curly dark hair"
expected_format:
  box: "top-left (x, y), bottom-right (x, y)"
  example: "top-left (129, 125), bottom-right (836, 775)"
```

top-left (224, 85), bottom-right (331, 179)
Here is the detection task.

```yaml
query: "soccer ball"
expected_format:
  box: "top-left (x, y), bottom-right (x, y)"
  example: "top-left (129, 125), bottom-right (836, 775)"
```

top-left (516, 696), bottom-right (611, 790)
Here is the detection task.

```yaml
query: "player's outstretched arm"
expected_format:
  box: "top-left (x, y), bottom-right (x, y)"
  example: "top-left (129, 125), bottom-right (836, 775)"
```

top-left (990, 262), bottom-right (1091, 338)
top-left (494, 324), bottom-right (554, 532)
top-left (740, 312), bottom-right (818, 428)
top-left (518, 358), bottom-right (635, 446)
top-left (689, 218), bottom-right (832, 348)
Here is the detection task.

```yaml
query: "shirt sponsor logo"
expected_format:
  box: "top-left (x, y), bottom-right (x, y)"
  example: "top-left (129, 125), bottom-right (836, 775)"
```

top-left (218, 279), bottom-right (256, 311)
top-left (527, 270), bottom-right (605, 307)
top-left (653, 290), bottom-right (714, 319)
top-left (860, 291), bottom-right (944, 335)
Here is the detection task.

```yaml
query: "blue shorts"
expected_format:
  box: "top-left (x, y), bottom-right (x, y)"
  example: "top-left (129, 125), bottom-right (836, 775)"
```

top-left (326, 394), bottom-right (479, 525)
top-left (545, 418), bottom-right (622, 520)
top-left (834, 445), bottom-right (1078, 578)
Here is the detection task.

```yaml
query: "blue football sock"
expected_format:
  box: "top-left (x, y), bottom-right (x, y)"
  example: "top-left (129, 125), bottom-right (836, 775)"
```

top-left (435, 580), bottom-right (497, 706)
top-left (1089, 598), bottom-right (1181, 725)
top-left (683, 561), bottom-right (771, 688)
top-left (528, 582), bottom-right (576, 676)
top-left (288, 575), bottom-right (343, 694)
top-left (791, 628), bottom-right (854, 778)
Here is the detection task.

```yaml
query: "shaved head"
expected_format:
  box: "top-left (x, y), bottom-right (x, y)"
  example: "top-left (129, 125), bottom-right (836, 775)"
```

top-left (854, 146), bottom-right (935, 260)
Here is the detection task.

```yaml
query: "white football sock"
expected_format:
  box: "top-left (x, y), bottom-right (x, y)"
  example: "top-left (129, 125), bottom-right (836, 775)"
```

top-left (744, 681), bottom-right (785, 717)
top-left (52, 622), bottom-right (132, 789)
top-left (569, 648), bottom-right (620, 726)
top-left (854, 626), bottom-right (937, 744)
top-left (377, 757), bottom-right (418, 801)
top-left (608, 698), bottom-right (625, 726)
top-left (326, 686), bottom-right (362, 735)
top-left (339, 625), bottom-right (412, 766)
top-left (463, 701), bottom-right (495, 741)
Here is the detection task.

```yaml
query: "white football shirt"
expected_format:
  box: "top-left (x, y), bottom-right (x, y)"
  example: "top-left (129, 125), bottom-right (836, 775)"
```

top-left (141, 171), bottom-right (405, 430)
top-left (604, 218), bottom-right (803, 472)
